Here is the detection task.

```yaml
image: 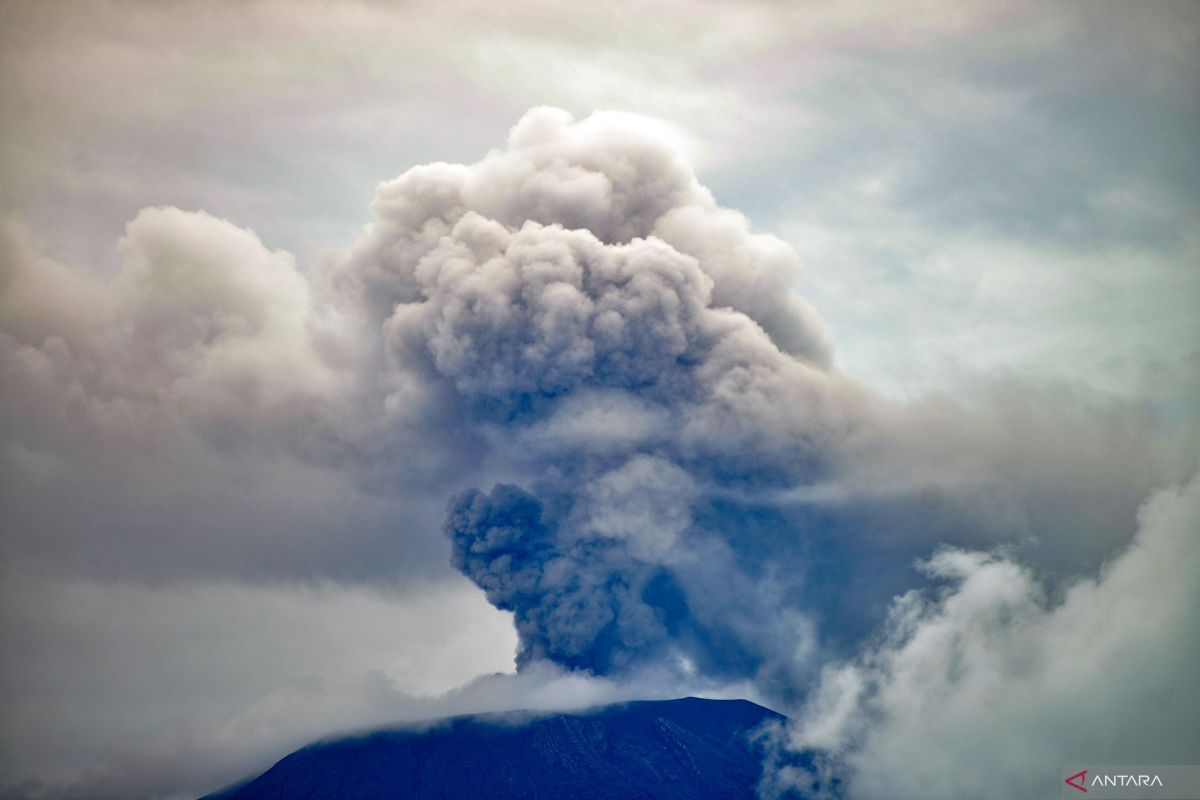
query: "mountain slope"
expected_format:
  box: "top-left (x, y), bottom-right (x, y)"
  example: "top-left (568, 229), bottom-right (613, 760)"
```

top-left (204, 697), bottom-right (784, 800)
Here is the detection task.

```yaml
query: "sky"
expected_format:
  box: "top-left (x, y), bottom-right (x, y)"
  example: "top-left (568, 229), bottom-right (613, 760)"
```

top-left (0, 2), bottom-right (1197, 799)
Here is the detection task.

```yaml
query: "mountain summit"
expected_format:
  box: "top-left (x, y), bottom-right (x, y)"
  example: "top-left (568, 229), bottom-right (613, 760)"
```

top-left (204, 696), bottom-right (784, 799)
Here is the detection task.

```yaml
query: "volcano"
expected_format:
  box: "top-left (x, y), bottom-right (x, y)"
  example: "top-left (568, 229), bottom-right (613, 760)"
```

top-left (203, 696), bottom-right (785, 799)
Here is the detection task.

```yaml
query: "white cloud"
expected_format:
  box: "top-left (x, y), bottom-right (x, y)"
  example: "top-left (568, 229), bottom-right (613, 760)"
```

top-left (769, 469), bottom-right (1200, 800)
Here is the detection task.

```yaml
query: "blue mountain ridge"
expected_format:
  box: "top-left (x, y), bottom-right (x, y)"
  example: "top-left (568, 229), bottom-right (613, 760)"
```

top-left (202, 696), bottom-right (789, 800)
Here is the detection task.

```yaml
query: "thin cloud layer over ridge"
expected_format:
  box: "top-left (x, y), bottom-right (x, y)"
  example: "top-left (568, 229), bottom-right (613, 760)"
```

top-left (0, 106), bottom-right (1193, 797)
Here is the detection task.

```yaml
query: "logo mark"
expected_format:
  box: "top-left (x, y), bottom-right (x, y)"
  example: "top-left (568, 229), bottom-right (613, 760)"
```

top-left (1065, 769), bottom-right (1088, 793)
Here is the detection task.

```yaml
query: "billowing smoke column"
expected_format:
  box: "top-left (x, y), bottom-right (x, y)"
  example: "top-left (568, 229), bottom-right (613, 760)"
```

top-left (335, 107), bottom-right (864, 686)
top-left (322, 107), bottom-right (1165, 692)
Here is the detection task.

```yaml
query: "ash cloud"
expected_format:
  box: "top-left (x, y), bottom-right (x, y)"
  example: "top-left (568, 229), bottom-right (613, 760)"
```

top-left (357, 108), bottom-right (1180, 689)
top-left (3, 107), bottom-right (1177, 668)
top-left (340, 106), bottom-right (833, 369)
top-left (364, 108), bottom-right (847, 686)
top-left (0, 105), bottom-right (1190, 796)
